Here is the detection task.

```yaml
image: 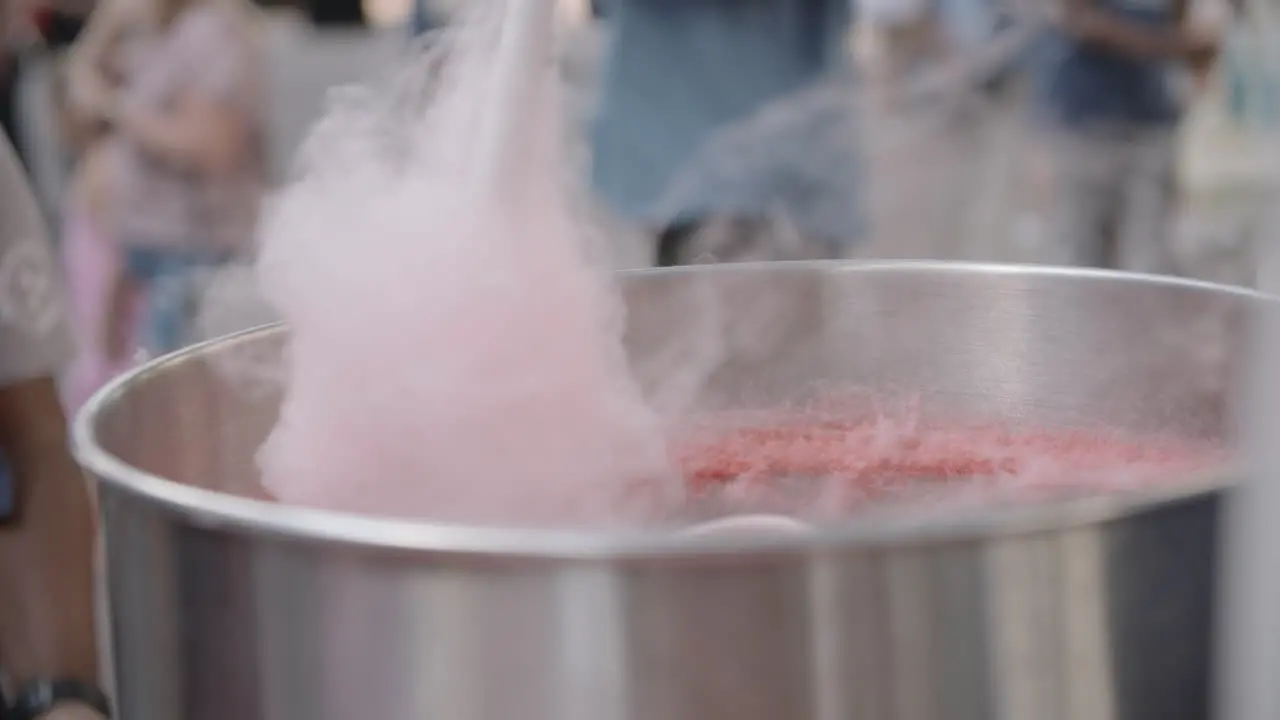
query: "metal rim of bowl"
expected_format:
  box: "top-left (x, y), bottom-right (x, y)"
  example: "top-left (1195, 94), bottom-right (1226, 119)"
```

top-left (72, 260), bottom-right (1255, 559)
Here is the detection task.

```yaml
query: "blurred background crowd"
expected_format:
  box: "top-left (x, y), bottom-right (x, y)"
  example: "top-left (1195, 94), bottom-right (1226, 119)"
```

top-left (1, 0), bottom-right (1279, 410)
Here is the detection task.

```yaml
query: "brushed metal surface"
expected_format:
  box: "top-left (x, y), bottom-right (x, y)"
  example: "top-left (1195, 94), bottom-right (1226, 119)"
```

top-left (75, 261), bottom-right (1257, 720)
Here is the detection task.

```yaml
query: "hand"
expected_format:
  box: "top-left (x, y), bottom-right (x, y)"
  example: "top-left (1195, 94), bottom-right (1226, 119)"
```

top-left (65, 71), bottom-right (122, 127)
top-left (1179, 29), bottom-right (1220, 70)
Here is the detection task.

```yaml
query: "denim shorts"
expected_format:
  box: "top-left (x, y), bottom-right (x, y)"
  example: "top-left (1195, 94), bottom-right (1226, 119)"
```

top-left (124, 247), bottom-right (230, 356)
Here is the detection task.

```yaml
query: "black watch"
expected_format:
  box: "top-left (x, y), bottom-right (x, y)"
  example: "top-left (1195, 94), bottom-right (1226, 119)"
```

top-left (7, 679), bottom-right (112, 720)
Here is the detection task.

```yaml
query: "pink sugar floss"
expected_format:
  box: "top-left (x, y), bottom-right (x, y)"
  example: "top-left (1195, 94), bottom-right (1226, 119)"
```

top-left (253, 0), bottom-right (675, 526)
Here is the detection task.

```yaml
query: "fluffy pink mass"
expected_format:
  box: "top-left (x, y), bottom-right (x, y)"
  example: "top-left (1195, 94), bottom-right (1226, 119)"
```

top-left (254, 4), bottom-right (674, 525)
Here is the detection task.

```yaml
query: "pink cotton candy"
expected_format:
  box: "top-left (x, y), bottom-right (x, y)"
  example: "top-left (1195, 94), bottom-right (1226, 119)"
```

top-left (254, 1), bottom-right (675, 526)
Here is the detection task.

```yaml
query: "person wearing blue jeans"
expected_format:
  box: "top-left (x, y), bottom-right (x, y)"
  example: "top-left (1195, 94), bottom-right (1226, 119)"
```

top-left (592, 0), bottom-right (863, 265)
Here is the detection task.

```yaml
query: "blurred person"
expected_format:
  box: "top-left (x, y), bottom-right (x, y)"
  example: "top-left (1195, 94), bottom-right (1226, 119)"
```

top-left (1033, 0), bottom-right (1220, 271)
top-left (65, 0), bottom-right (264, 357)
top-left (0, 128), bottom-right (109, 720)
top-left (591, 0), bottom-right (862, 266)
top-left (53, 12), bottom-right (136, 410)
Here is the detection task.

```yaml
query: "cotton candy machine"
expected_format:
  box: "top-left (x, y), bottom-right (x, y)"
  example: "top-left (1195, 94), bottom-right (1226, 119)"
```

top-left (75, 262), bottom-right (1256, 720)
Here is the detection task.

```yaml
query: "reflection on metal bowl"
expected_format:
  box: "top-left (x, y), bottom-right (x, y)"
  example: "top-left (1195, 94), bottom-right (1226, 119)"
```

top-left (75, 261), bottom-right (1255, 720)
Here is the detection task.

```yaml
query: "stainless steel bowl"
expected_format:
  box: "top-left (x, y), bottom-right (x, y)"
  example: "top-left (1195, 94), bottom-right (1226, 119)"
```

top-left (75, 261), bottom-right (1255, 720)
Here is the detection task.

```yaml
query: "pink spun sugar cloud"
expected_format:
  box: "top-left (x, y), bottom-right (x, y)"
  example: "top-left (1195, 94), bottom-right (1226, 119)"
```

top-left (253, 0), bottom-right (674, 527)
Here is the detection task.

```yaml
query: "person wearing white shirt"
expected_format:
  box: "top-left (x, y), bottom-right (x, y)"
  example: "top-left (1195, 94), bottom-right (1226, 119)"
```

top-left (0, 129), bottom-right (108, 720)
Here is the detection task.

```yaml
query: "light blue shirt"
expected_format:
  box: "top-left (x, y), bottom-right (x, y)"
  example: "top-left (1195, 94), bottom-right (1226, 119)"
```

top-left (591, 0), bottom-right (864, 244)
